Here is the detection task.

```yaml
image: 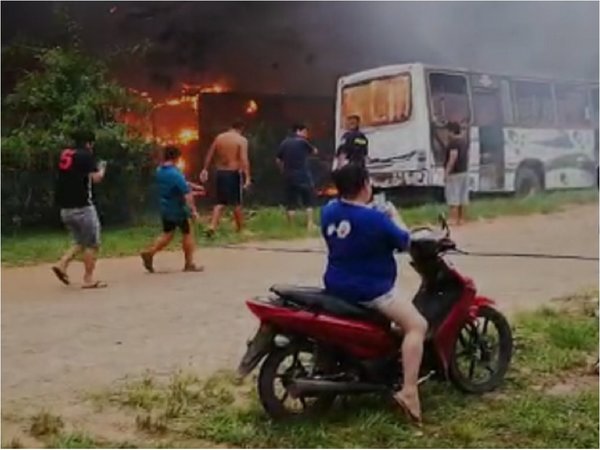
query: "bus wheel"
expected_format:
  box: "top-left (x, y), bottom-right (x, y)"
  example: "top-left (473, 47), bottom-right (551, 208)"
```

top-left (515, 167), bottom-right (543, 197)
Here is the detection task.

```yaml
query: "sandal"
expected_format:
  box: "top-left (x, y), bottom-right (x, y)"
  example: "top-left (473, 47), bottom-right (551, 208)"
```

top-left (140, 252), bottom-right (154, 273)
top-left (82, 281), bottom-right (108, 289)
top-left (52, 266), bottom-right (70, 286)
top-left (183, 264), bottom-right (204, 273)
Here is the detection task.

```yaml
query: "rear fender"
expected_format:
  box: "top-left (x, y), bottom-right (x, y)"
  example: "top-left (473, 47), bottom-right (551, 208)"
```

top-left (237, 323), bottom-right (276, 379)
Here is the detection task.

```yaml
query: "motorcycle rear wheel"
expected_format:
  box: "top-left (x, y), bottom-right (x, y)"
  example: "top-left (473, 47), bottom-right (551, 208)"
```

top-left (258, 344), bottom-right (337, 420)
top-left (449, 306), bottom-right (513, 393)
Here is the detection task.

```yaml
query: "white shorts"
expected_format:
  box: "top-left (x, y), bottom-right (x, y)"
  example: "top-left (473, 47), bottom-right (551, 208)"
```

top-left (360, 287), bottom-right (400, 310)
top-left (445, 172), bottom-right (470, 206)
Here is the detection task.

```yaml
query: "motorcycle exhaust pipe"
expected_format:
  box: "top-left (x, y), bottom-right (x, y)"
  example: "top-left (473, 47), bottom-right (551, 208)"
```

top-left (288, 378), bottom-right (387, 397)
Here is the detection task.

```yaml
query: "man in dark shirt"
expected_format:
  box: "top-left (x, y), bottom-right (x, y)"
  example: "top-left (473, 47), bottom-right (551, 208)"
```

top-left (52, 130), bottom-right (107, 288)
top-left (335, 115), bottom-right (369, 168)
top-left (276, 123), bottom-right (318, 229)
top-left (444, 122), bottom-right (470, 226)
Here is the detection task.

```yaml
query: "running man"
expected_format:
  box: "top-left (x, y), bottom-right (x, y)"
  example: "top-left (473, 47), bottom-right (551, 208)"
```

top-left (140, 146), bottom-right (203, 273)
top-left (276, 123), bottom-right (318, 229)
top-left (200, 120), bottom-right (250, 237)
top-left (52, 130), bottom-right (107, 289)
top-left (334, 114), bottom-right (369, 169)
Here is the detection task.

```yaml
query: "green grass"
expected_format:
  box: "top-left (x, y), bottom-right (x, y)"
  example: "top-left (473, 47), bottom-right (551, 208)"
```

top-left (67, 291), bottom-right (597, 449)
top-left (2, 189), bottom-right (597, 267)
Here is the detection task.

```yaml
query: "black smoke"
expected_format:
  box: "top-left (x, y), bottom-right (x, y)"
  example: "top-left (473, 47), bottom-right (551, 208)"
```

top-left (2, 1), bottom-right (598, 96)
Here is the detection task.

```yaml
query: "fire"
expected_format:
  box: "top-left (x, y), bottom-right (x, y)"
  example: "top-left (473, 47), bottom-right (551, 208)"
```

top-left (178, 128), bottom-right (196, 145)
top-left (245, 100), bottom-right (258, 115)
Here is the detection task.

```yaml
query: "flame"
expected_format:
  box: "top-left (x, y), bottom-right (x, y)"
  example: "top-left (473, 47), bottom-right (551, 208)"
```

top-left (178, 128), bottom-right (196, 145)
top-left (245, 100), bottom-right (258, 115)
top-left (318, 186), bottom-right (338, 197)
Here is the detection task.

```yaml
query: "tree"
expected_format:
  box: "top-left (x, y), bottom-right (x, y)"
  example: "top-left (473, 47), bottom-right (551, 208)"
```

top-left (1, 45), bottom-right (153, 230)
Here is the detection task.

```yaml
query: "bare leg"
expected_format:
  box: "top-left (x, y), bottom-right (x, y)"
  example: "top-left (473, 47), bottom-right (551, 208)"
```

top-left (233, 205), bottom-right (244, 232)
top-left (182, 231), bottom-right (203, 271)
top-left (208, 205), bottom-right (225, 233)
top-left (57, 244), bottom-right (82, 272)
top-left (286, 210), bottom-right (296, 225)
top-left (448, 205), bottom-right (460, 226)
top-left (145, 232), bottom-right (174, 255)
top-left (377, 296), bottom-right (428, 421)
top-left (457, 205), bottom-right (466, 225)
top-left (82, 247), bottom-right (99, 286)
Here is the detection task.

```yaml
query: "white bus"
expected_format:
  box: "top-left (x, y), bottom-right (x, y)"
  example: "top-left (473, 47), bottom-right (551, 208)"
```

top-left (335, 63), bottom-right (599, 195)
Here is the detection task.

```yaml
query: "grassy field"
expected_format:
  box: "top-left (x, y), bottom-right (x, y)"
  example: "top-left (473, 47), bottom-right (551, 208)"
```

top-left (5, 291), bottom-right (598, 448)
top-left (1, 189), bottom-right (597, 267)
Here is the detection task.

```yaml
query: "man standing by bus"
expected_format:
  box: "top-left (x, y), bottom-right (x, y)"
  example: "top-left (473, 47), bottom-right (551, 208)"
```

top-left (444, 122), bottom-right (469, 226)
top-left (335, 115), bottom-right (369, 168)
top-left (200, 120), bottom-right (251, 237)
top-left (276, 123), bottom-right (318, 229)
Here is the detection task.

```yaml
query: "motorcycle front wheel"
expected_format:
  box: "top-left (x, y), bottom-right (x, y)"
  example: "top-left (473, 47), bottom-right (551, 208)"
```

top-left (258, 344), bottom-right (336, 420)
top-left (449, 306), bottom-right (513, 393)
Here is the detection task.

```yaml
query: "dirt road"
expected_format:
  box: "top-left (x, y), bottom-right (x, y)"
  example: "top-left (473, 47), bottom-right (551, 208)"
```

top-left (2, 205), bottom-right (598, 408)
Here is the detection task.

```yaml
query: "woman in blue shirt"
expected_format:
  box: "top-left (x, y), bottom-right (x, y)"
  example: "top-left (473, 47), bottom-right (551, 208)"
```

top-left (322, 163), bottom-right (427, 424)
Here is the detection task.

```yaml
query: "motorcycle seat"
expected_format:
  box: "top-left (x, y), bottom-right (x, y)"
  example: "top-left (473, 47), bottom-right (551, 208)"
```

top-left (270, 285), bottom-right (388, 324)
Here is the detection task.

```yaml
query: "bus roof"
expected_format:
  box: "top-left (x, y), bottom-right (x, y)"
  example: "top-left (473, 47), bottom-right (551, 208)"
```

top-left (339, 62), bottom-right (598, 87)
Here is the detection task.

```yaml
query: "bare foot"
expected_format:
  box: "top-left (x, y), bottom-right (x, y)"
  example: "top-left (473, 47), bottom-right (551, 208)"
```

top-left (393, 390), bottom-right (422, 425)
top-left (140, 252), bottom-right (154, 273)
top-left (183, 264), bottom-right (205, 272)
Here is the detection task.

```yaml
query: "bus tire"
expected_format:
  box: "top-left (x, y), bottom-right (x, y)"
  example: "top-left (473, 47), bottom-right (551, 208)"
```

top-left (515, 166), bottom-right (543, 197)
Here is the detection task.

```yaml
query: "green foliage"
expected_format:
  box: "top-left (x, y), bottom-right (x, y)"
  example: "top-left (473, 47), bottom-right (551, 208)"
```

top-left (1, 44), bottom-right (153, 231)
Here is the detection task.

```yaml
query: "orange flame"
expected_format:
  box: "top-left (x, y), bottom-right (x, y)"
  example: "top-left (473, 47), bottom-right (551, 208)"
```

top-left (245, 100), bottom-right (258, 115)
top-left (178, 128), bottom-right (196, 145)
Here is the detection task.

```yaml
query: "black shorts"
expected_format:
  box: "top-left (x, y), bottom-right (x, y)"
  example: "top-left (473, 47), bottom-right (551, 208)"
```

top-left (162, 217), bottom-right (190, 234)
top-left (215, 170), bottom-right (242, 206)
top-left (284, 181), bottom-right (314, 210)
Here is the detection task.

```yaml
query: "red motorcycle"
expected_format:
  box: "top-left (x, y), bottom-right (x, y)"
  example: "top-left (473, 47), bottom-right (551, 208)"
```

top-left (238, 218), bottom-right (513, 420)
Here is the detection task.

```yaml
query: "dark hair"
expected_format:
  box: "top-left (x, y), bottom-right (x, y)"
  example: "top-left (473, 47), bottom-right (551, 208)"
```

top-left (332, 163), bottom-right (370, 199)
top-left (71, 129), bottom-right (95, 148)
top-left (347, 114), bottom-right (360, 122)
top-left (232, 119), bottom-right (245, 130)
top-left (291, 123), bottom-right (307, 133)
top-left (163, 145), bottom-right (181, 161)
top-left (446, 121), bottom-right (461, 135)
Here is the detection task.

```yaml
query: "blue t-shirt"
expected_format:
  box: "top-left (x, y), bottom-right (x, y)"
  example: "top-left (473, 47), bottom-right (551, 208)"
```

top-left (156, 164), bottom-right (190, 220)
top-left (277, 136), bottom-right (314, 185)
top-left (321, 200), bottom-right (410, 303)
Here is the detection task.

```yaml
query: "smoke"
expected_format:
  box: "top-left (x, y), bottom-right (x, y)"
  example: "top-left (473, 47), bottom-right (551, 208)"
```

top-left (2, 1), bottom-right (598, 96)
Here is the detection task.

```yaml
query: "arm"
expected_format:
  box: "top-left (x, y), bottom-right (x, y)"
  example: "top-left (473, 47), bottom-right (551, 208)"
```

top-left (85, 154), bottom-right (105, 183)
top-left (176, 173), bottom-right (199, 220)
top-left (445, 148), bottom-right (458, 177)
top-left (200, 139), bottom-right (217, 182)
top-left (381, 214), bottom-right (411, 252)
top-left (240, 138), bottom-right (251, 188)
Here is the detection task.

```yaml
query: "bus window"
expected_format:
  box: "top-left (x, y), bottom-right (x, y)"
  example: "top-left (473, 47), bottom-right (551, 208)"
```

top-left (473, 89), bottom-right (502, 126)
top-left (556, 84), bottom-right (590, 127)
top-left (341, 74), bottom-right (411, 127)
top-left (513, 80), bottom-right (555, 126)
top-left (429, 73), bottom-right (471, 124)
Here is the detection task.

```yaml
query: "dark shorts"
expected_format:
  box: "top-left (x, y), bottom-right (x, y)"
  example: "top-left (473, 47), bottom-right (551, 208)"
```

top-left (215, 170), bottom-right (242, 206)
top-left (61, 205), bottom-right (101, 248)
top-left (284, 180), bottom-right (314, 210)
top-left (162, 217), bottom-right (191, 234)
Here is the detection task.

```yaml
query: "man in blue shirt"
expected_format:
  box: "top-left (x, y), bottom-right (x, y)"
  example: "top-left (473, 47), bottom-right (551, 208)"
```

top-left (321, 163), bottom-right (427, 423)
top-left (276, 123), bottom-right (318, 229)
top-left (140, 146), bottom-right (203, 273)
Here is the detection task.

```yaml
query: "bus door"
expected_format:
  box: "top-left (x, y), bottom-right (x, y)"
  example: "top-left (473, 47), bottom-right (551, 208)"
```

top-left (472, 75), bottom-right (506, 191)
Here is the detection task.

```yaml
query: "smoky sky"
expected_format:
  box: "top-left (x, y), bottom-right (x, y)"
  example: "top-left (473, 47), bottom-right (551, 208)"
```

top-left (2, 1), bottom-right (598, 97)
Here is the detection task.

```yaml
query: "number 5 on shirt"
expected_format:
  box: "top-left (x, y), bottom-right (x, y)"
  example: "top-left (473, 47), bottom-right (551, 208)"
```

top-left (59, 149), bottom-right (75, 170)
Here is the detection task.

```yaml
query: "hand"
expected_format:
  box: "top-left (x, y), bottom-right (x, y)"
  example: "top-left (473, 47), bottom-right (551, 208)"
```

top-left (200, 170), bottom-right (209, 183)
top-left (98, 160), bottom-right (108, 173)
top-left (243, 179), bottom-right (252, 190)
top-left (191, 210), bottom-right (200, 222)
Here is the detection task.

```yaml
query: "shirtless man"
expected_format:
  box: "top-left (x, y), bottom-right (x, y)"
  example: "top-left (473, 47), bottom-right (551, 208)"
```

top-left (200, 120), bottom-right (251, 237)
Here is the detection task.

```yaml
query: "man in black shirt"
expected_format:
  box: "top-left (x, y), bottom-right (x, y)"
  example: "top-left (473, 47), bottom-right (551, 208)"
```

top-left (276, 123), bottom-right (318, 229)
top-left (444, 122), bottom-right (470, 226)
top-left (52, 130), bottom-right (107, 288)
top-left (335, 115), bottom-right (369, 168)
